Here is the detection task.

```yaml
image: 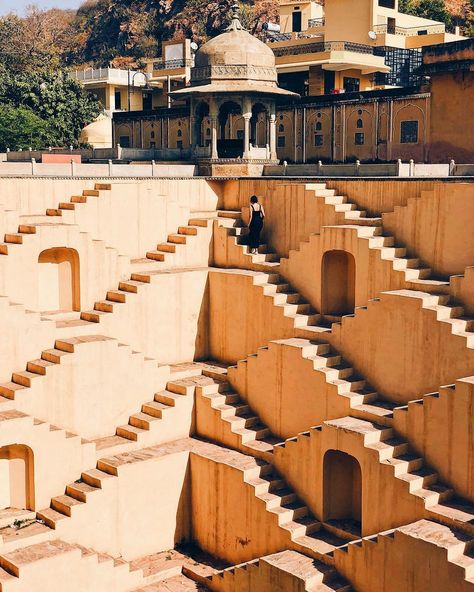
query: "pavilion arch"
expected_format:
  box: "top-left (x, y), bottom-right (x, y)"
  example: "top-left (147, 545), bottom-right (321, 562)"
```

top-left (323, 449), bottom-right (362, 530)
top-left (251, 102), bottom-right (269, 147)
top-left (194, 101), bottom-right (210, 147)
top-left (217, 100), bottom-right (243, 158)
top-left (0, 445), bottom-right (35, 511)
top-left (321, 249), bottom-right (355, 316)
top-left (393, 102), bottom-right (426, 144)
top-left (38, 247), bottom-right (80, 312)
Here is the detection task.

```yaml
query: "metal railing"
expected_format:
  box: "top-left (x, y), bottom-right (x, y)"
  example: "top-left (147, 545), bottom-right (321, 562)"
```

top-left (152, 59), bottom-right (193, 71)
top-left (73, 68), bottom-right (149, 85)
top-left (308, 17), bottom-right (325, 28)
top-left (272, 40), bottom-right (375, 56)
top-left (373, 23), bottom-right (445, 36)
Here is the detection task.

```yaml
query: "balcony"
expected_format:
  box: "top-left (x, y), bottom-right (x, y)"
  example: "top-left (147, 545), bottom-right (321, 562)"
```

top-left (152, 59), bottom-right (193, 71)
top-left (272, 41), bottom-right (376, 57)
top-left (73, 68), bottom-right (149, 86)
top-left (308, 17), bottom-right (325, 28)
top-left (373, 23), bottom-right (446, 36)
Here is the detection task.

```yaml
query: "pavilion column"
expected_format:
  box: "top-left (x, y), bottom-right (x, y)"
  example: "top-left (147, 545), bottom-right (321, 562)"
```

top-left (243, 113), bottom-right (252, 159)
top-left (269, 113), bottom-right (277, 160)
top-left (210, 116), bottom-right (218, 159)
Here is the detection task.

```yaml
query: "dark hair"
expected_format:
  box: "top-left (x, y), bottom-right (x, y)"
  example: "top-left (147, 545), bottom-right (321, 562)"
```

top-left (250, 195), bottom-right (258, 204)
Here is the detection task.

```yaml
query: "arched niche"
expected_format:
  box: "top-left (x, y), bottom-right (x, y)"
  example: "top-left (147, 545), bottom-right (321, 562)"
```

top-left (321, 249), bottom-right (356, 316)
top-left (323, 449), bottom-right (362, 531)
top-left (38, 247), bottom-right (80, 312)
top-left (0, 445), bottom-right (35, 511)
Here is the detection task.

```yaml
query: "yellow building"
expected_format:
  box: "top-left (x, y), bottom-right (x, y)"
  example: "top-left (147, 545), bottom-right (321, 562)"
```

top-left (269, 0), bottom-right (466, 95)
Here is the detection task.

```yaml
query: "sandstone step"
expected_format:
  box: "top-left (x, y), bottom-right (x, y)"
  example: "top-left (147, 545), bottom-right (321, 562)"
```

top-left (116, 424), bottom-right (147, 441)
top-left (107, 290), bottom-right (127, 303)
top-left (65, 481), bottom-right (100, 502)
top-left (142, 401), bottom-right (172, 418)
top-left (156, 243), bottom-right (176, 253)
top-left (168, 234), bottom-right (187, 244)
top-left (178, 226), bottom-right (198, 236)
top-left (11, 371), bottom-right (41, 388)
top-left (26, 358), bottom-right (56, 375)
top-left (146, 251), bottom-right (166, 262)
top-left (51, 494), bottom-right (83, 516)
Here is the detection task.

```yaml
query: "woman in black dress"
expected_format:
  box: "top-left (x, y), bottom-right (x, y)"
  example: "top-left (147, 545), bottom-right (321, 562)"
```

top-left (247, 195), bottom-right (265, 254)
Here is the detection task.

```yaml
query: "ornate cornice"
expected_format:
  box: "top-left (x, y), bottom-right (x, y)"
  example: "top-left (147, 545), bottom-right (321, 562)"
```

top-left (191, 64), bottom-right (277, 83)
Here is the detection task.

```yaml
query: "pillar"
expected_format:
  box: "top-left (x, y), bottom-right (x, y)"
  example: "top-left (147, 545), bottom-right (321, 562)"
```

top-left (243, 114), bottom-right (252, 159)
top-left (269, 113), bottom-right (277, 160)
top-left (210, 116), bottom-right (218, 159)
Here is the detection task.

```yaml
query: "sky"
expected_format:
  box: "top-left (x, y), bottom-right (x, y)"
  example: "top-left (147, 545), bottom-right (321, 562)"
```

top-left (0, 0), bottom-right (83, 15)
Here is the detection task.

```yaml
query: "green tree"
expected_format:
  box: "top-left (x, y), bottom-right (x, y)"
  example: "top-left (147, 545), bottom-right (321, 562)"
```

top-left (0, 105), bottom-right (55, 151)
top-left (0, 69), bottom-right (101, 147)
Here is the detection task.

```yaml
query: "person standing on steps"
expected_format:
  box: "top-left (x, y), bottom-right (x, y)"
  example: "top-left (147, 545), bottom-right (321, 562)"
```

top-left (247, 195), bottom-right (265, 255)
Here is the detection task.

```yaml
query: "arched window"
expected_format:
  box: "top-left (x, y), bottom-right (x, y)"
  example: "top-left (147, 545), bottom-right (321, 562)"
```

top-left (356, 118), bottom-right (363, 129)
top-left (279, 124), bottom-right (285, 133)
top-left (177, 129), bottom-right (182, 137)
top-left (150, 131), bottom-right (155, 139)
top-left (316, 121), bottom-right (322, 131)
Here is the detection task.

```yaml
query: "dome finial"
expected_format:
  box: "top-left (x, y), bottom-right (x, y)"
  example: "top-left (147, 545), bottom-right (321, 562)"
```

top-left (226, 3), bottom-right (246, 31)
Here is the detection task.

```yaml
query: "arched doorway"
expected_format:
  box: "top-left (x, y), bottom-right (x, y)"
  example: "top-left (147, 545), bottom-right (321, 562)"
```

top-left (218, 101), bottom-right (243, 158)
top-left (323, 450), bottom-right (361, 534)
top-left (251, 103), bottom-right (268, 147)
top-left (195, 101), bottom-right (210, 147)
top-left (0, 445), bottom-right (35, 510)
top-left (38, 247), bottom-right (80, 312)
top-left (321, 250), bottom-right (355, 316)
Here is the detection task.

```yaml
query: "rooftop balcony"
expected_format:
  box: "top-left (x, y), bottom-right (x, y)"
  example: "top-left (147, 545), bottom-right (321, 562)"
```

top-left (373, 23), bottom-right (447, 36)
top-left (270, 39), bottom-right (389, 74)
top-left (73, 68), bottom-right (149, 87)
top-left (150, 58), bottom-right (193, 79)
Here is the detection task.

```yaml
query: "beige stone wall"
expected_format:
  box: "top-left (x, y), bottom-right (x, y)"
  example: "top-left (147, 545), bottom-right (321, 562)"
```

top-left (383, 183), bottom-right (474, 277)
top-left (330, 290), bottom-right (474, 402)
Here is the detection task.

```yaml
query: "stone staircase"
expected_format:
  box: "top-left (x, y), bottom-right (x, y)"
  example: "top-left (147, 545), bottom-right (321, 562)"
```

top-left (206, 549), bottom-right (352, 591)
top-left (144, 217), bottom-right (212, 265)
top-left (0, 538), bottom-right (144, 592)
top-left (303, 183), bottom-right (382, 227)
top-left (44, 184), bottom-right (112, 219)
top-left (334, 519), bottom-right (474, 590)
top-left (228, 338), bottom-right (398, 427)
top-left (196, 376), bottom-right (284, 458)
top-left (275, 417), bottom-right (474, 538)
top-left (79, 217), bottom-right (212, 326)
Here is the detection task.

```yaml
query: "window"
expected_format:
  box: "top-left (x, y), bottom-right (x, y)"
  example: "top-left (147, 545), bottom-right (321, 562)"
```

top-left (378, 0), bottom-right (395, 7)
top-left (315, 134), bottom-right (323, 147)
top-left (237, 130), bottom-right (244, 140)
top-left (343, 77), bottom-right (360, 93)
top-left (355, 133), bottom-right (364, 145)
top-left (150, 131), bottom-right (155, 139)
top-left (114, 91), bottom-right (122, 110)
top-left (279, 124), bottom-right (285, 133)
top-left (387, 17), bottom-right (396, 34)
top-left (206, 128), bottom-right (211, 136)
top-left (356, 118), bottom-right (363, 129)
top-left (177, 140), bottom-right (183, 149)
top-left (400, 120), bottom-right (419, 144)
top-left (278, 136), bottom-right (286, 147)
top-left (315, 121), bottom-right (322, 131)
top-left (119, 135), bottom-right (130, 148)
top-left (177, 129), bottom-right (182, 137)
top-left (150, 141), bottom-right (156, 148)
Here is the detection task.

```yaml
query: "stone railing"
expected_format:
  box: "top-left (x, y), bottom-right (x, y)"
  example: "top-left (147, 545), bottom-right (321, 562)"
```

top-left (272, 40), bottom-right (375, 56)
top-left (308, 17), bottom-right (325, 28)
top-left (152, 59), bottom-right (193, 71)
top-left (373, 23), bottom-right (445, 36)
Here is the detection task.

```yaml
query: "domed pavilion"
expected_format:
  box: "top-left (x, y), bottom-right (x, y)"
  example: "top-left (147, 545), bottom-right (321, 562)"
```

top-left (171, 4), bottom-right (298, 174)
